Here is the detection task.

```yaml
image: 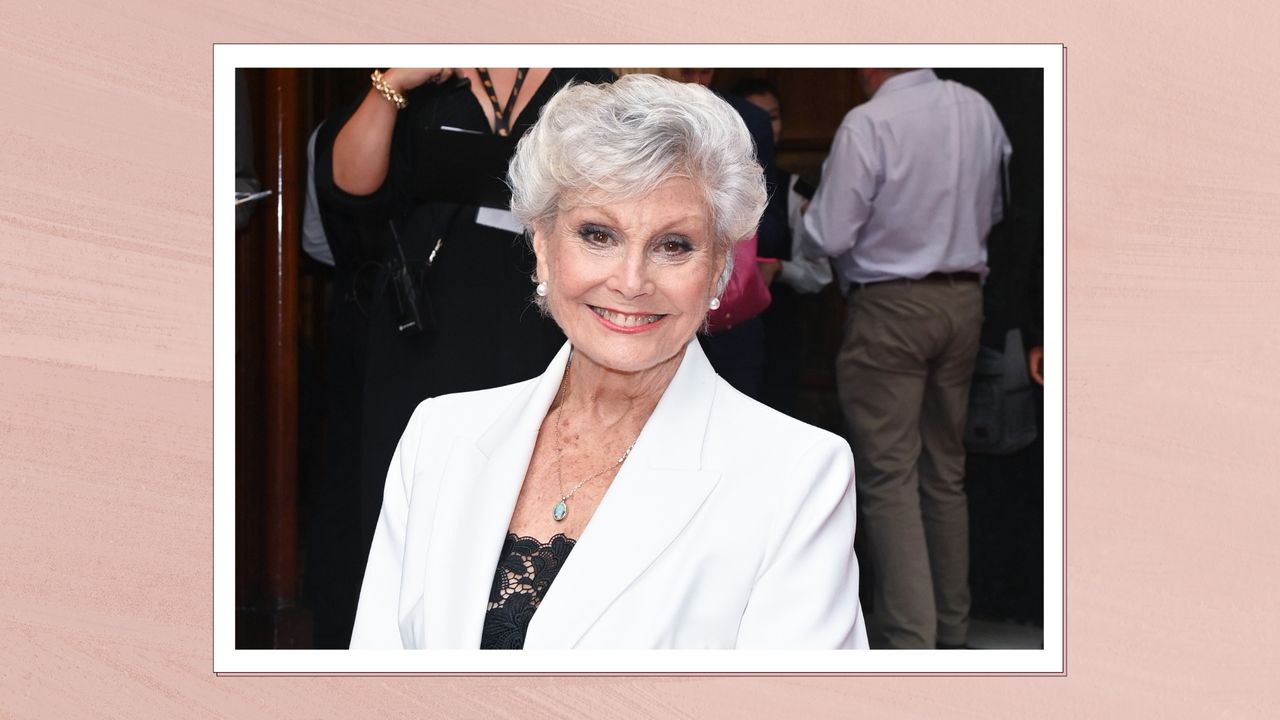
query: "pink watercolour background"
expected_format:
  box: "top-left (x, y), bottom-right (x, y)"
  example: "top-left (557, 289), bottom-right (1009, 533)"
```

top-left (2, 1), bottom-right (1279, 716)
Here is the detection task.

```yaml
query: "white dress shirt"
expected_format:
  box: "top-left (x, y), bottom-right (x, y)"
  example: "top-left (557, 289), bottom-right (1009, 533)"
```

top-left (802, 70), bottom-right (1011, 289)
top-left (779, 174), bottom-right (834, 294)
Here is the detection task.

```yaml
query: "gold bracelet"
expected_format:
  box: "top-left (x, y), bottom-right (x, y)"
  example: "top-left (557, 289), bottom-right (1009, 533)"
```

top-left (370, 69), bottom-right (407, 110)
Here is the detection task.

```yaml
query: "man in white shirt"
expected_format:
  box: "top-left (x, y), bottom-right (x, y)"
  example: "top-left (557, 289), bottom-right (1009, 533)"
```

top-left (803, 68), bottom-right (1011, 649)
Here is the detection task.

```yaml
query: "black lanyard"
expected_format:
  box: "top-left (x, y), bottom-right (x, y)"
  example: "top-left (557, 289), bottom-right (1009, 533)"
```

top-left (476, 68), bottom-right (528, 136)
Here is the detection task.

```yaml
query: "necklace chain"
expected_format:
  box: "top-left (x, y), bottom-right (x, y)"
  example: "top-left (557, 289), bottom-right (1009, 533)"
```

top-left (551, 352), bottom-right (638, 521)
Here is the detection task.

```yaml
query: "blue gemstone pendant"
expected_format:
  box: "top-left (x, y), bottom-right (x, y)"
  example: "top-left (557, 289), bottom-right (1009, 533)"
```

top-left (552, 500), bottom-right (568, 521)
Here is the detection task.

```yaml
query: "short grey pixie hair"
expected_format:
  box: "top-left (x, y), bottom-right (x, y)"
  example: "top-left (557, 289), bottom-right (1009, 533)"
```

top-left (508, 74), bottom-right (768, 294)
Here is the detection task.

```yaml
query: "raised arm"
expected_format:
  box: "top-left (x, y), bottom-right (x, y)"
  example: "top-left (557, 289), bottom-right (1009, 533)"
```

top-left (331, 68), bottom-right (454, 195)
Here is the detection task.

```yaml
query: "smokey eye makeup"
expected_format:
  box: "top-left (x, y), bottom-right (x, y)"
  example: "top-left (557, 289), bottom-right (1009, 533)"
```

top-left (576, 223), bottom-right (615, 246)
top-left (652, 235), bottom-right (697, 260)
top-left (571, 221), bottom-right (703, 263)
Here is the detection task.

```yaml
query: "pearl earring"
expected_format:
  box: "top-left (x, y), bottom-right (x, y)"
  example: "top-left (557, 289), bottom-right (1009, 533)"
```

top-left (536, 281), bottom-right (548, 297)
top-left (709, 297), bottom-right (721, 310)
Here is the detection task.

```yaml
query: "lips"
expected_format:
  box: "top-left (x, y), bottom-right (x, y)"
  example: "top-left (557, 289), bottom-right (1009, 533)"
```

top-left (590, 305), bottom-right (665, 329)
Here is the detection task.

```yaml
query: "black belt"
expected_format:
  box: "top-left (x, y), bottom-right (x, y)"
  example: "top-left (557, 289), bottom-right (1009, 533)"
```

top-left (852, 271), bottom-right (981, 290)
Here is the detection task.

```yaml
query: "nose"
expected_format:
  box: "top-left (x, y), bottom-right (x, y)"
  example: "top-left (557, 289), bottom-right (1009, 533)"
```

top-left (605, 246), bottom-right (654, 300)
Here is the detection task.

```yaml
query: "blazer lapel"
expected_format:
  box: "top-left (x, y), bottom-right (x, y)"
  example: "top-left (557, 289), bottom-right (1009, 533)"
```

top-left (417, 343), bottom-right (573, 647)
top-left (525, 340), bottom-right (722, 648)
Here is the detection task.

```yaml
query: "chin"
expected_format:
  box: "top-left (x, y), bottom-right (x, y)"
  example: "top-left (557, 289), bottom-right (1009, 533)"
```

top-left (572, 337), bottom-right (689, 376)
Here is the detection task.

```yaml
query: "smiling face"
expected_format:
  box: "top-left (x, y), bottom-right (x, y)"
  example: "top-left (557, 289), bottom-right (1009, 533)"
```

top-left (533, 177), bottom-right (725, 377)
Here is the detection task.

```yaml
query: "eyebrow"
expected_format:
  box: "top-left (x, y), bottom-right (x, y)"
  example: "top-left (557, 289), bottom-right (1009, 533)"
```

top-left (570, 211), bottom-right (706, 240)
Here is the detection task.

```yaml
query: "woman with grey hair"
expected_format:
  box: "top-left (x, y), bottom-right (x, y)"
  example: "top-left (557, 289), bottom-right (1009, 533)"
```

top-left (351, 74), bottom-right (868, 650)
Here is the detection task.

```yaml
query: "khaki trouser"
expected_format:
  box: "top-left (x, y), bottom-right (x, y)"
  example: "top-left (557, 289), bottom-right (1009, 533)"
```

top-left (837, 278), bottom-right (983, 648)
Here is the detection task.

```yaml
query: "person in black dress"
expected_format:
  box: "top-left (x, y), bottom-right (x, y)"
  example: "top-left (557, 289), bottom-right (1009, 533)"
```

top-left (311, 66), bottom-right (614, 647)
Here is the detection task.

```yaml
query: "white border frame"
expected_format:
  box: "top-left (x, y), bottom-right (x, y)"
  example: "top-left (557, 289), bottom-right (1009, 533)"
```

top-left (214, 44), bottom-right (1065, 674)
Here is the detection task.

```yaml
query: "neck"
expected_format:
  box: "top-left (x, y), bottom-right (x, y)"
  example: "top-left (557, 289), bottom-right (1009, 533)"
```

top-left (557, 346), bottom-right (686, 428)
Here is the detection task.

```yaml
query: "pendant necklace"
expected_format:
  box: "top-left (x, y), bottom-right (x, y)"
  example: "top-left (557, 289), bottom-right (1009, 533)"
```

top-left (551, 354), bottom-right (639, 522)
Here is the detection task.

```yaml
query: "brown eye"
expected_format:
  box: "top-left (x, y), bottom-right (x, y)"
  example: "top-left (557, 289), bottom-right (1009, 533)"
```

top-left (578, 226), bottom-right (612, 246)
top-left (659, 237), bottom-right (694, 255)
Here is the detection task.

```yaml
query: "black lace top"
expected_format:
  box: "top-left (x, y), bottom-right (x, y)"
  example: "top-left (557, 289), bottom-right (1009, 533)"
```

top-left (479, 533), bottom-right (576, 649)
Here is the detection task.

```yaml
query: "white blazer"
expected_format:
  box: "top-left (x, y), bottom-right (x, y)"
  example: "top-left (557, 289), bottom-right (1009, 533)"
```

top-left (351, 339), bottom-right (869, 649)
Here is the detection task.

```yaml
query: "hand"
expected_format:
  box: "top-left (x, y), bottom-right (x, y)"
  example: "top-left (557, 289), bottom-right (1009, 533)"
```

top-left (758, 260), bottom-right (782, 286)
top-left (381, 68), bottom-right (456, 93)
top-left (1028, 345), bottom-right (1044, 385)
